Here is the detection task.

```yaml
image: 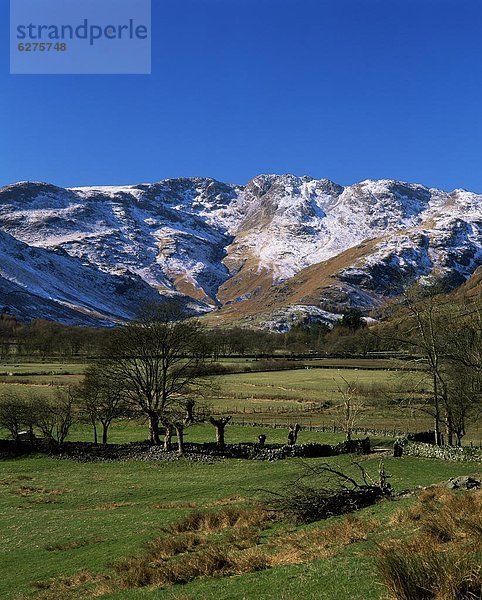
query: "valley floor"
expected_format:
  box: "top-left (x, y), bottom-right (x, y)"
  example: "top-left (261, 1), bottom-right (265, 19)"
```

top-left (1, 452), bottom-right (480, 600)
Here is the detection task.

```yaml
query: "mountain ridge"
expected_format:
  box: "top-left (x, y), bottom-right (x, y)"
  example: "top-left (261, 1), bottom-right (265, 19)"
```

top-left (0, 174), bottom-right (480, 329)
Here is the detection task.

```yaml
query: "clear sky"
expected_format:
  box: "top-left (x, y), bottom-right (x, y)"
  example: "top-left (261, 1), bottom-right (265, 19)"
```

top-left (1, 0), bottom-right (482, 191)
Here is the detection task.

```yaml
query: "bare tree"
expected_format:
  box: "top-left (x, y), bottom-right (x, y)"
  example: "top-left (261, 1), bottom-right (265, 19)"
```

top-left (162, 395), bottom-right (211, 454)
top-left (105, 304), bottom-right (211, 445)
top-left (76, 364), bottom-right (128, 444)
top-left (0, 393), bottom-right (26, 444)
top-left (34, 388), bottom-right (75, 450)
top-left (336, 378), bottom-right (363, 441)
top-left (443, 303), bottom-right (482, 445)
top-left (377, 286), bottom-right (482, 445)
top-left (209, 415), bottom-right (231, 449)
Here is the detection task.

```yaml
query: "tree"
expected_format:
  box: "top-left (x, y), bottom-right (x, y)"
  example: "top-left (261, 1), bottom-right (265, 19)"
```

top-left (0, 313), bottom-right (18, 360)
top-left (442, 303), bottom-right (482, 445)
top-left (377, 286), bottom-right (482, 446)
top-left (209, 415), bottom-right (231, 449)
top-left (0, 393), bottom-right (38, 445)
top-left (339, 309), bottom-right (366, 331)
top-left (105, 303), bottom-right (211, 445)
top-left (162, 396), bottom-right (211, 454)
top-left (34, 388), bottom-right (75, 450)
top-left (0, 393), bottom-right (26, 444)
top-left (337, 379), bottom-right (363, 441)
top-left (77, 364), bottom-right (128, 444)
top-left (445, 363), bottom-right (481, 445)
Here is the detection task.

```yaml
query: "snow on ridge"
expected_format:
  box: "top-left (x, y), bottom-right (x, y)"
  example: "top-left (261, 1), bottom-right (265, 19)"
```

top-left (0, 175), bottom-right (480, 325)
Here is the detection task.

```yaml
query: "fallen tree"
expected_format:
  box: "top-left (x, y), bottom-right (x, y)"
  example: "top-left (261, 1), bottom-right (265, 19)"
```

top-left (264, 461), bottom-right (393, 524)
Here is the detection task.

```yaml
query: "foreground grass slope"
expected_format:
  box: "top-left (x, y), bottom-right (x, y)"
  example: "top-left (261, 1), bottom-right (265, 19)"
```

top-left (1, 453), bottom-right (479, 600)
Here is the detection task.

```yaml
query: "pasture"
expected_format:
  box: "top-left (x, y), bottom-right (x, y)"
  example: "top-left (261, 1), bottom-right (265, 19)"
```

top-left (1, 453), bottom-right (480, 600)
top-left (0, 358), bottom-right (480, 599)
top-left (1, 358), bottom-right (478, 441)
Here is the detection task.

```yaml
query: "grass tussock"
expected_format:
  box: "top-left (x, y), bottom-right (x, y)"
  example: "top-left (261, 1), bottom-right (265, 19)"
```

top-left (114, 506), bottom-right (273, 589)
top-left (270, 515), bottom-right (379, 566)
top-left (115, 542), bottom-right (269, 589)
top-left (377, 489), bottom-right (482, 600)
top-left (150, 501), bottom-right (197, 510)
top-left (14, 570), bottom-right (108, 600)
top-left (166, 505), bottom-right (271, 535)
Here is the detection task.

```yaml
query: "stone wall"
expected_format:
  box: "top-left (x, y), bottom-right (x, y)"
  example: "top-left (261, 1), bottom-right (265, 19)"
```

top-left (402, 441), bottom-right (482, 462)
top-left (0, 437), bottom-right (371, 462)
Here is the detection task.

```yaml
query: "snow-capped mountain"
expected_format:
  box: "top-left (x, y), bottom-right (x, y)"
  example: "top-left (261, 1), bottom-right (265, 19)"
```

top-left (0, 175), bottom-right (480, 327)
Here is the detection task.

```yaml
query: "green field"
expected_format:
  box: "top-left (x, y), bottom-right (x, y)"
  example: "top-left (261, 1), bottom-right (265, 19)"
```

top-left (1, 453), bottom-right (480, 600)
top-left (1, 358), bottom-right (480, 599)
top-left (1, 358), bottom-right (480, 441)
top-left (212, 368), bottom-right (419, 428)
top-left (67, 422), bottom-right (393, 449)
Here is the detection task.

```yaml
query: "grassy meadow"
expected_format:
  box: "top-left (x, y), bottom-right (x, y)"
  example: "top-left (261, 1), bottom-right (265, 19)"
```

top-left (0, 357), bottom-right (479, 440)
top-left (1, 357), bottom-right (481, 599)
top-left (1, 453), bottom-right (480, 600)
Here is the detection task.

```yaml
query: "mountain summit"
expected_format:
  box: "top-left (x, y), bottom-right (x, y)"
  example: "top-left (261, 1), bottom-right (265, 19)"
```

top-left (0, 175), bottom-right (480, 328)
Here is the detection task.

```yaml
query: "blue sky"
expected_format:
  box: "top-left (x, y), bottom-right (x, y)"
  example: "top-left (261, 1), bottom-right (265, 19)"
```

top-left (1, 0), bottom-right (482, 191)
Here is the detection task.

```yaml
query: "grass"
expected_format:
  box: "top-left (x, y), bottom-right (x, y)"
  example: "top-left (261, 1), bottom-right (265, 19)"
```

top-left (376, 488), bottom-right (482, 599)
top-left (67, 421), bottom-right (354, 446)
top-left (1, 355), bottom-right (480, 441)
top-left (0, 453), bottom-right (480, 600)
top-left (0, 358), bottom-right (480, 597)
top-left (2, 356), bottom-right (478, 437)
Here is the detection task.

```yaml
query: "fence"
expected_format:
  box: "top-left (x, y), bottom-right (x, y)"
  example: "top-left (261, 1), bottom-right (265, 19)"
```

top-left (229, 419), bottom-right (410, 438)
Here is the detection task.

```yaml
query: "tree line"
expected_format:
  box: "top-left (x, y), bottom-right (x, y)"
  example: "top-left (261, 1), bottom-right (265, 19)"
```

top-left (375, 287), bottom-right (482, 446)
top-left (0, 309), bottom-right (381, 360)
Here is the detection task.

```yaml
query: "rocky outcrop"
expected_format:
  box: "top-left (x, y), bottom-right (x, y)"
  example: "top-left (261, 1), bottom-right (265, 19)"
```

top-left (0, 175), bottom-right (480, 326)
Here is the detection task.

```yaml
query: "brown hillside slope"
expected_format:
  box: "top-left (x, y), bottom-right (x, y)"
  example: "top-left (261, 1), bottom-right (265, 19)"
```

top-left (206, 238), bottom-right (381, 326)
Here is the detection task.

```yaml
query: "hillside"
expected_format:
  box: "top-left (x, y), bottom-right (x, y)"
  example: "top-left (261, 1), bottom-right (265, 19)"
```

top-left (0, 175), bottom-right (480, 327)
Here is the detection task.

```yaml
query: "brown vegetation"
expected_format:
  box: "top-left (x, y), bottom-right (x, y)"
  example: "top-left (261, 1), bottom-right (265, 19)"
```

top-left (114, 506), bottom-right (272, 589)
top-left (269, 515), bottom-right (379, 566)
top-left (377, 488), bottom-right (482, 600)
top-left (165, 505), bottom-right (271, 535)
top-left (20, 500), bottom-right (383, 599)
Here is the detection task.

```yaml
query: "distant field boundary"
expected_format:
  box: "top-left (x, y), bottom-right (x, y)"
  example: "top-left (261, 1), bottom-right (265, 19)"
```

top-left (213, 364), bottom-right (424, 376)
top-left (230, 420), bottom-right (411, 438)
top-left (0, 362), bottom-right (425, 379)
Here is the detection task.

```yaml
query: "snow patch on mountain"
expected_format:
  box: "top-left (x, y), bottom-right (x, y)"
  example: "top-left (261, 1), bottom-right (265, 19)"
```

top-left (0, 174), bottom-right (480, 326)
